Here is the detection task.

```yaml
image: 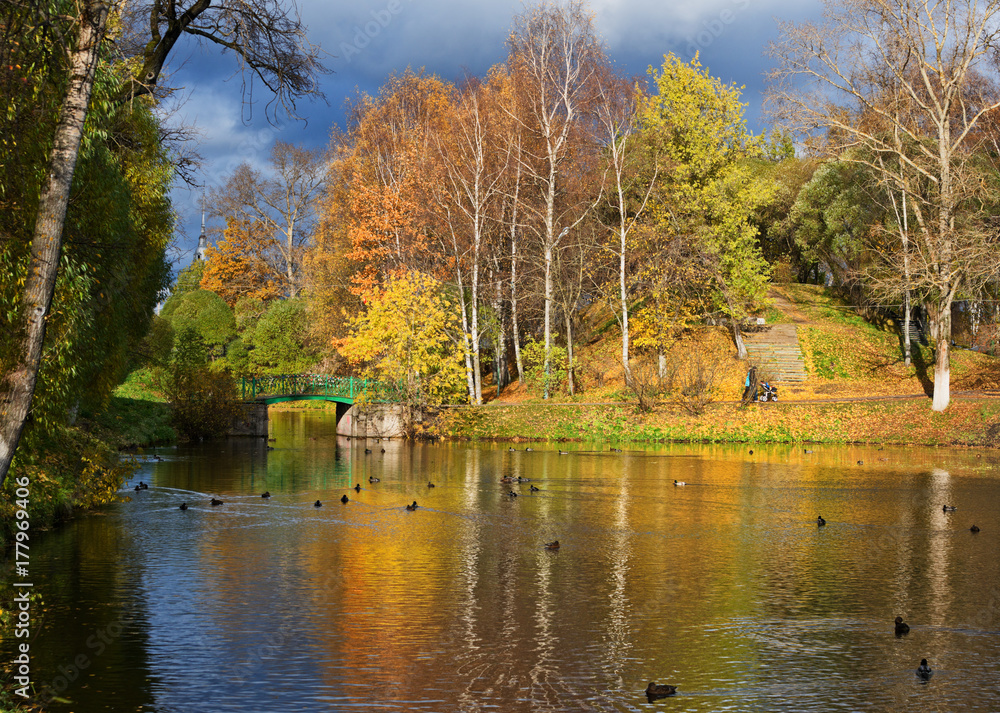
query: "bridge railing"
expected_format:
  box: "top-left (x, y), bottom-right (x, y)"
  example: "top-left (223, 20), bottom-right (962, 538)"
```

top-left (240, 374), bottom-right (404, 403)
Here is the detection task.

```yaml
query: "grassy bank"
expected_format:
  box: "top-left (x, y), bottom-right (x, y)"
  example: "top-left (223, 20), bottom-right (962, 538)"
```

top-left (89, 368), bottom-right (175, 449)
top-left (430, 397), bottom-right (1000, 447)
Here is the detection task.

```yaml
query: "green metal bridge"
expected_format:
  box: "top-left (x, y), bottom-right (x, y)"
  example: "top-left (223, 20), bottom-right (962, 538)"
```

top-left (240, 374), bottom-right (404, 405)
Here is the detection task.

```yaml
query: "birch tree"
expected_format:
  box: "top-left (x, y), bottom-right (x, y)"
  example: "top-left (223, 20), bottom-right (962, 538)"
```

top-left (507, 0), bottom-right (606, 398)
top-left (593, 73), bottom-right (657, 385)
top-left (0, 0), bottom-right (325, 486)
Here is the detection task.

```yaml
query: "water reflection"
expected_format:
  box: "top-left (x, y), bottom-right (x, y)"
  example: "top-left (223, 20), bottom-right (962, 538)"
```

top-left (10, 412), bottom-right (1000, 712)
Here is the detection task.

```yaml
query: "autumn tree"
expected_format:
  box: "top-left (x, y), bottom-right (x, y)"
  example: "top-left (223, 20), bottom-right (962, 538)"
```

top-left (593, 73), bottom-right (658, 385)
top-left (768, 0), bottom-right (1000, 410)
top-left (340, 70), bottom-right (453, 294)
top-left (638, 54), bottom-right (773, 362)
top-left (210, 141), bottom-right (328, 299)
top-left (200, 218), bottom-right (286, 306)
top-left (338, 270), bottom-right (467, 407)
top-left (0, 0), bottom-right (326, 486)
top-left (507, 0), bottom-right (608, 397)
top-left (431, 77), bottom-right (510, 404)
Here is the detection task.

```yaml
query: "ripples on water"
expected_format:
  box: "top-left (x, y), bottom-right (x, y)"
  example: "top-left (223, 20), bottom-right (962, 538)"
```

top-left (11, 412), bottom-right (1000, 712)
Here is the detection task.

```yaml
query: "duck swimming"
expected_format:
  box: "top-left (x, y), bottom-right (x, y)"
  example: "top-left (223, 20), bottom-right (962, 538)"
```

top-left (645, 682), bottom-right (677, 699)
top-left (406, 501), bottom-right (418, 511)
top-left (545, 540), bottom-right (560, 550)
top-left (674, 480), bottom-right (686, 486)
top-left (210, 498), bottom-right (223, 506)
top-left (139, 481), bottom-right (149, 490)
top-left (427, 482), bottom-right (435, 488)
top-left (530, 485), bottom-right (540, 492)
top-left (943, 505), bottom-right (957, 512)
top-left (261, 491), bottom-right (271, 498)
top-left (354, 483), bottom-right (362, 492)
top-left (894, 616), bottom-right (910, 634)
top-left (971, 524), bottom-right (981, 533)
top-left (314, 500), bottom-right (322, 507)
top-left (817, 515), bottom-right (826, 526)
top-left (369, 476), bottom-right (380, 483)
top-left (916, 659), bottom-right (932, 679)
top-left (179, 503), bottom-right (188, 511)
top-left (341, 494), bottom-right (349, 504)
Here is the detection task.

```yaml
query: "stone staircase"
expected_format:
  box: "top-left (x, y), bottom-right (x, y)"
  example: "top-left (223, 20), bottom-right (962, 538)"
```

top-left (743, 324), bottom-right (808, 383)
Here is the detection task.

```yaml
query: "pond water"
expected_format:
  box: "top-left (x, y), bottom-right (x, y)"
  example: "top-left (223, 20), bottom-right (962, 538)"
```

top-left (9, 410), bottom-right (1000, 712)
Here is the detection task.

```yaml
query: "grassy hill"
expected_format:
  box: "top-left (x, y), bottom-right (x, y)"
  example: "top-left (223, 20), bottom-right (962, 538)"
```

top-left (433, 284), bottom-right (1000, 446)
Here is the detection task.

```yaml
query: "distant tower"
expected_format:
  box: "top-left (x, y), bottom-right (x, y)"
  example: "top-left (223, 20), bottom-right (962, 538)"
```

top-left (195, 206), bottom-right (208, 261)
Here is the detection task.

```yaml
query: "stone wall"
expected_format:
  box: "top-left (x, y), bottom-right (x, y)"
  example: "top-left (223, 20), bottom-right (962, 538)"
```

top-left (336, 404), bottom-right (420, 438)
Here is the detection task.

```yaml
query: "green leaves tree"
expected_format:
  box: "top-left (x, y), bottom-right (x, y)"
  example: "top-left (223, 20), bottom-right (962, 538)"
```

top-left (0, 0), bottom-right (326, 486)
top-left (159, 289), bottom-right (238, 359)
top-left (242, 298), bottom-right (319, 374)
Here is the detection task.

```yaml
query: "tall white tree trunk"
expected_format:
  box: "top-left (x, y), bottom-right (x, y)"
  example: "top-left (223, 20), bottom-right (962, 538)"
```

top-left (0, 1), bottom-right (109, 487)
top-left (564, 311), bottom-right (575, 396)
top-left (509, 165), bottom-right (525, 385)
top-left (470, 224), bottom-right (483, 405)
top-left (932, 305), bottom-right (951, 411)
top-left (902, 191), bottom-right (912, 367)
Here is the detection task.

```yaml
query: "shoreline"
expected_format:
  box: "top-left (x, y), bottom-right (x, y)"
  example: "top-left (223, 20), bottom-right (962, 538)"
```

top-left (425, 396), bottom-right (1000, 448)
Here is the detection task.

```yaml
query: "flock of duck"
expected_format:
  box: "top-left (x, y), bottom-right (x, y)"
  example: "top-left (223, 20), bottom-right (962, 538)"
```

top-left (138, 444), bottom-right (977, 699)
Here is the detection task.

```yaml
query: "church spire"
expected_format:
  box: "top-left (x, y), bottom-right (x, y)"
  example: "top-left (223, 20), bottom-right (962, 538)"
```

top-left (195, 196), bottom-right (208, 261)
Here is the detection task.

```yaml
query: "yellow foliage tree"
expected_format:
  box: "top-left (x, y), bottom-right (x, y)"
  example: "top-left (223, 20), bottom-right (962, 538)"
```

top-left (636, 54), bottom-right (775, 360)
top-left (337, 270), bottom-right (467, 406)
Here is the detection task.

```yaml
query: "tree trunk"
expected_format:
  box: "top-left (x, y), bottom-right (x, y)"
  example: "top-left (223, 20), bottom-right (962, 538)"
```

top-left (902, 191), bottom-right (911, 367)
top-left (493, 275), bottom-right (509, 393)
top-left (931, 301), bottom-right (952, 412)
top-left (0, 1), bottom-right (109, 488)
top-left (903, 292), bottom-right (912, 367)
top-left (509, 162), bottom-right (525, 385)
top-left (543, 242), bottom-right (553, 399)
top-left (619, 224), bottom-right (631, 387)
top-left (732, 320), bottom-right (747, 360)
top-left (564, 311), bottom-right (575, 397)
top-left (452, 259), bottom-right (477, 404)
top-left (470, 229), bottom-right (482, 406)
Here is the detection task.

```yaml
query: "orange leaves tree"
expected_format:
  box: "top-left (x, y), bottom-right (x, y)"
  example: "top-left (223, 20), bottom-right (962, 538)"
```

top-left (341, 70), bottom-right (452, 293)
top-left (200, 218), bottom-right (285, 306)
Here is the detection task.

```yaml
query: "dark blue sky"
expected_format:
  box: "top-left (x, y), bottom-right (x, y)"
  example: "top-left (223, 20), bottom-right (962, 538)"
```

top-left (163, 0), bottom-right (818, 269)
